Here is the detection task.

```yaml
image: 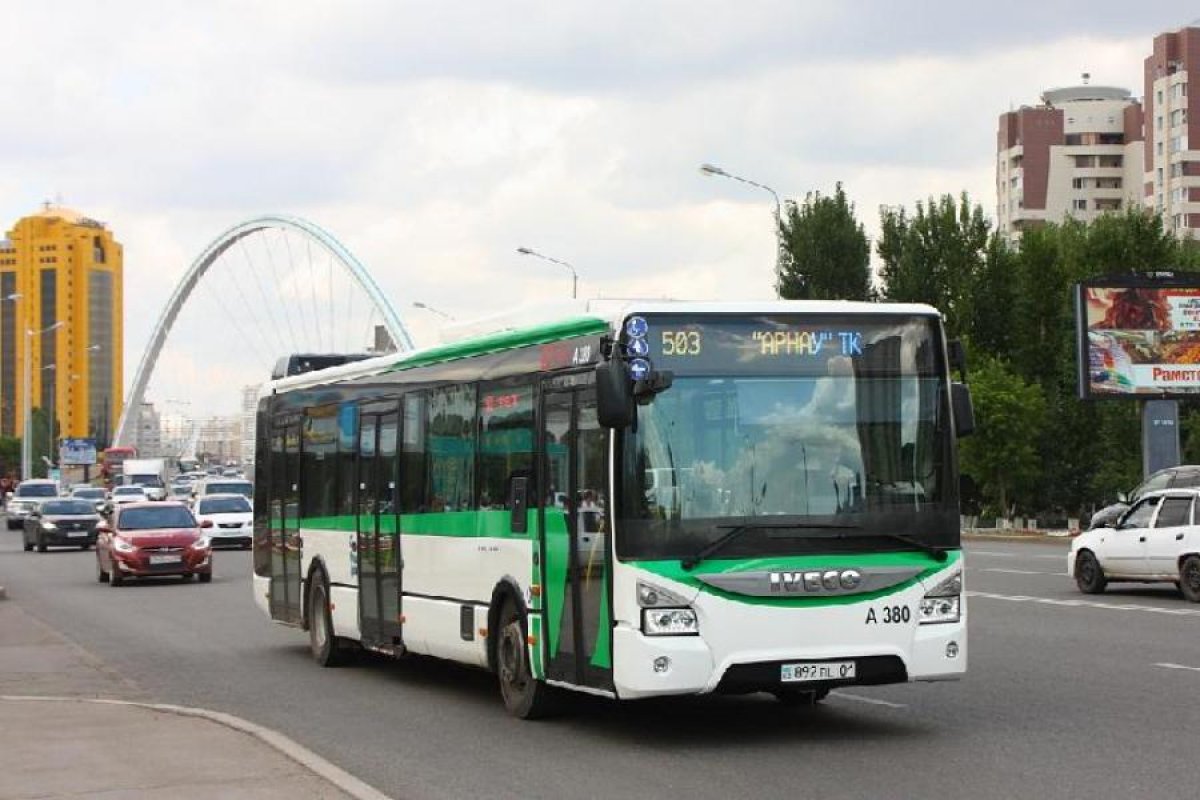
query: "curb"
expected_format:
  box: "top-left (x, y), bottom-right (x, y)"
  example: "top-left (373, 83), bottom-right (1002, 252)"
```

top-left (963, 532), bottom-right (1071, 545)
top-left (0, 695), bottom-right (393, 800)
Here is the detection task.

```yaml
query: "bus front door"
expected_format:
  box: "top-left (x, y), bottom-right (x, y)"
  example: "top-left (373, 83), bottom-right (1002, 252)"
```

top-left (358, 409), bottom-right (402, 647)
top-left (540, 384), bottom-right (612, 691)
top-left (270, 422), bottom-right (303, 625)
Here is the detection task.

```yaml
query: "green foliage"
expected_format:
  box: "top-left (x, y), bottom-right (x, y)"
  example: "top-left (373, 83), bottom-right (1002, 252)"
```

top-left (873, 198), bottom-right (1197, 516)
top-left (877, 193), bottom-right (989, 340)
top-left (778, 183), bottom-right (872, 300)
top-left (0, 435), bottom-right (19, 477)
top-left (958, 357), bottom-right (1045, 514)
top-left (29, 408), bottom-right (59, 479)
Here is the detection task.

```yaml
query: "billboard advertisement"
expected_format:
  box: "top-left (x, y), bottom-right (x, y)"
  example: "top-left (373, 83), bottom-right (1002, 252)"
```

top-left (59, 437), bottom-right (98, 466)
top-left (1077, 275), bottom-right (1200, 398)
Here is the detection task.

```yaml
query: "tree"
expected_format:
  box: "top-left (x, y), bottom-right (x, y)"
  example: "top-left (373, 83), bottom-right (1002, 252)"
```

top-left (778, 183), bottom-right (872, 300)
top-left (957, 357), bottom-right (1045, 516)
top-left (877, 193), bottom-right (990, 340)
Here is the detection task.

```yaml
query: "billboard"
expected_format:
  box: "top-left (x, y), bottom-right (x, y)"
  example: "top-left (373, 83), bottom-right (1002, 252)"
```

top-left (1077, 274), bottom-right (1200, 398)
top-left (59, 438), bottom-right (98, 466)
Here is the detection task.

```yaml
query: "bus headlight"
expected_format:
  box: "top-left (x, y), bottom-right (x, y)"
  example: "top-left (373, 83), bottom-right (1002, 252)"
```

top-left (642, 608), bottom-right (699, 636)
top-left (919, 571), bottom-right (962, 625)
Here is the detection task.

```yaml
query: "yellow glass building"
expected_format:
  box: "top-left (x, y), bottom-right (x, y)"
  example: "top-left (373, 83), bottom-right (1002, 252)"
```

top-left (0, 205), bottom-right (124, 447)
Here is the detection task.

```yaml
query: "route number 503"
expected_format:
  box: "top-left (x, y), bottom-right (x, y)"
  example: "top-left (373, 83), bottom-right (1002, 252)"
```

top-left (661, 330), bottom-right (701, 356)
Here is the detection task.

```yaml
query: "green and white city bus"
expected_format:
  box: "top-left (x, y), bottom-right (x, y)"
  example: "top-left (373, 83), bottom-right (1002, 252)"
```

top-left (252, 301), bottom-right (974, 717)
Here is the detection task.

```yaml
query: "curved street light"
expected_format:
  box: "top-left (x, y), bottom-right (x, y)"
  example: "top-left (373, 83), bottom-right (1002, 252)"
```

top-left (700, 162), bottom-right (786, 296)
top-left (412, 301), bottom-right (455, 321)
top-left (516, 247), bottom-right (578, 299)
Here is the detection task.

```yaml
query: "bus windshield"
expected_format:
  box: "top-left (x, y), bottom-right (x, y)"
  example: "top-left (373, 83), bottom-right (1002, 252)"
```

top-left (616, 313), bottom-right (958, 560)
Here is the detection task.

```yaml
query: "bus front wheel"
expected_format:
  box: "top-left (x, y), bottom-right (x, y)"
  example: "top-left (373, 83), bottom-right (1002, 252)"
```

top-left (309, 571), bottom-right (347, 667)
top-left (497, 598), bottom-right (556, 719)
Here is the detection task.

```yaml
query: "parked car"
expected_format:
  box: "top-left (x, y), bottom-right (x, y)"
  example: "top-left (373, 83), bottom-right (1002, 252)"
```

top-left (95, 502), bottom-right (213, 585)
top-left (1087, 465), bottom-right (1200, 530)
top-left (192, 493), bottom-right (253, 548)
top-left (23, 499), bottom-right (103, 552)
top-left (6, 480), bottom-right (61, 529)
top-left (1069, 488), bottom-right (1200, 602)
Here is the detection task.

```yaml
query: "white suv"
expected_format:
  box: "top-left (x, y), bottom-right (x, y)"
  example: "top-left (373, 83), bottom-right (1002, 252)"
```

top-left (6, 480), bottom-right (61, 529)
top-left (1069, 488), bottom-right (1200, 602)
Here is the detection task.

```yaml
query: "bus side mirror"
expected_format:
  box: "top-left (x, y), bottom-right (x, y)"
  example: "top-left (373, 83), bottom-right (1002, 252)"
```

top-left (596, 359), bottom-right (635, 429)
top-left (948, 340), bottom-right (967, 378)
top-left (951, 382), bottom-right (975, 438)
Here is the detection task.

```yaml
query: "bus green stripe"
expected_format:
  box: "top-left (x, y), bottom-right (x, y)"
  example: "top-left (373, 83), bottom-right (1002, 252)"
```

top-left (297, 510), bottom-right (537, 538)
top-left (634, 550), bottom-right (961, 608)
top-left (387, 316), bottom-right (609, 372)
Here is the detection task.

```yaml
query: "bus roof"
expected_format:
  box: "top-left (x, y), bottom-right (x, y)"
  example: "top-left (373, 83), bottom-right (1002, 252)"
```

top-left (264, 299), bottom-right (942, 397)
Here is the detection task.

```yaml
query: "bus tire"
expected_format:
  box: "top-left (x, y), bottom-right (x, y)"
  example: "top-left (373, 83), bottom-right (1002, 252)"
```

top-left (773, 687), bottom-right (830, 707)
top-left (496, 596), bottom-right (555, 719)
top-left (309, 569), bottom-right (347, 667)
top-left (1075, 551), bottom-right (1107, 594)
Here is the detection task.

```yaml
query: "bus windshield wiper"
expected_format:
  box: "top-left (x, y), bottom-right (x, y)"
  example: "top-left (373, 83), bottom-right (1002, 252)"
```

top-left (680, 521), bottom-right (859, 571)
top-left (850, 531), bottom-right (948, 561)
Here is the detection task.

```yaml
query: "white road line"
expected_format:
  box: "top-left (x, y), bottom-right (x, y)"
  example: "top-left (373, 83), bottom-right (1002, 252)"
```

top-left (973, 568), bottom-right (1071, 577)
top-left (969, 550), bottom-right (1066, 560)
top-left (829, 691), bottom-right (907, 709)
top-left (979, 568), bottom-right (1044, 575)
top-left (967, 591), bottom-right (1200, 617)
top-left (1154, 662), bottom-right (1200, 673)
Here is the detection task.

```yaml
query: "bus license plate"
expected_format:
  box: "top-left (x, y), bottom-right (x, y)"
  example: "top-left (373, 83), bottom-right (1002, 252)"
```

top-left (149, 554), bottom-right (181, 565)
top-left (781, 661), bottom-right (855, 683)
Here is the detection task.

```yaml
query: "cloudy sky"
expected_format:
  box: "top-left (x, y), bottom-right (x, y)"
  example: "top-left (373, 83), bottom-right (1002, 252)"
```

top-left (0, 1), bottom-right (1193, 420)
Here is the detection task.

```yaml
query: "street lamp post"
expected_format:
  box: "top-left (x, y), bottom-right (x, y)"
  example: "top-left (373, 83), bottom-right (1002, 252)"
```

top-left (22, 320), bottom-right (63, 479)
top-left (516, 247), bottom-right (578, 299)
top-left (700, 162), bottom-right (786, 296)
top-left (412, 301), bottom-right (455, 321)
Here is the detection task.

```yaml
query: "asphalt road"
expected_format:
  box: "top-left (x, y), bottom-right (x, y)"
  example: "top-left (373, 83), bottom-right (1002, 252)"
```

top-left (3, 527), bottom-right (1198, 800)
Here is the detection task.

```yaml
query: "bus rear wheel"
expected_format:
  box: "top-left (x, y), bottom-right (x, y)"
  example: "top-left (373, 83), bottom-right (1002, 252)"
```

top-left (496, 598), bottom-right (556, 719)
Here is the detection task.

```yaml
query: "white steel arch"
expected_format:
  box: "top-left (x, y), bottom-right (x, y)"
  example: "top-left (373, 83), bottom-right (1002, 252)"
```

top-left (113, 214), bottom-right (413, 448)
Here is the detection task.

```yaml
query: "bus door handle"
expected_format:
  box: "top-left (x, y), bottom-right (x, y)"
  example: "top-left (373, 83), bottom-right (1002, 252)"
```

top-left (1138, 536), bottom-right (1146, 542)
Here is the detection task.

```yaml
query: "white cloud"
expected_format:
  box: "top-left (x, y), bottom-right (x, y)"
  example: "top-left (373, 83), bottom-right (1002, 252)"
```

top-left (0, 2), bottom-right (1182, 420)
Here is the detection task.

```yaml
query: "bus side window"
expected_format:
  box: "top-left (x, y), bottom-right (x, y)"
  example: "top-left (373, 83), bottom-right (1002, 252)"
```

top-left (401, 394), bottom-right (426, 513)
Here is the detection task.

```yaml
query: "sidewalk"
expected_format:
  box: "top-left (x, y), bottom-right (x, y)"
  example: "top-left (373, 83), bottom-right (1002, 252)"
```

top-left (0, 594), bottom-right (387, 799)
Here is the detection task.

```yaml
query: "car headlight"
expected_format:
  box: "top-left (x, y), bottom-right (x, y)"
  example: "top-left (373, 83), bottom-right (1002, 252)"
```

top-left (113, 538), bottom-right (137, 553)
top-left (641, 608), bottom-right (699, 636)
top-left (919, 571), bottom-right (962, 625)
top-left (191, 536), bottom-right (211, 550)
top-left (41, 521), bottom-right (58, 531)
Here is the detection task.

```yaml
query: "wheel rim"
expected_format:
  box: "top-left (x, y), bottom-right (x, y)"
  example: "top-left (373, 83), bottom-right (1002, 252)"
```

top-left (499, 622), bottom-right (527, 697)
top-left (312, 587), bottom-right (328, 651)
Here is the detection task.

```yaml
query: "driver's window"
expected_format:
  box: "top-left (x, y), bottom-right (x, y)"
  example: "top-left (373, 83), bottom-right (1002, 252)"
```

top-left (1120, 497), bottom-right (1159, 529)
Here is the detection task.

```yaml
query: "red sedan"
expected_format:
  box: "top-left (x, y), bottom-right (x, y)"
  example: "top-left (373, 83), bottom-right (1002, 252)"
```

top-left (96, 502), bottom-right (214, 586)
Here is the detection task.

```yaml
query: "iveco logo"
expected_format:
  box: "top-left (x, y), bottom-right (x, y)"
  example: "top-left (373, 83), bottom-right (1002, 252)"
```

top-left (769, 569), bottom-right (863, 593)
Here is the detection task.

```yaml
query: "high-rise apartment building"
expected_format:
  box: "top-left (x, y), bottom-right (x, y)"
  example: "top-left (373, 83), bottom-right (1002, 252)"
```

top-left (1143, 27), bottom-right (1200, 234)
top-left (997, 84), bottom-right (1144, 237)
top-left (0, 205), bottom-right (123, 446)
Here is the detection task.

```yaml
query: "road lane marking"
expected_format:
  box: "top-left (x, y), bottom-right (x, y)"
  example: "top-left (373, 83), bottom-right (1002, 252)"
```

top-left (974, 568), bottom-right (1070, 577)
top-left (829, 691), bottom-right (907, 709)
top-left (1154, 662), bottom-right (1200, 673)
top-left (967, 591), bottom-right (1200, 617)
top-left (969, 550), bottom-right (1066, 560)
